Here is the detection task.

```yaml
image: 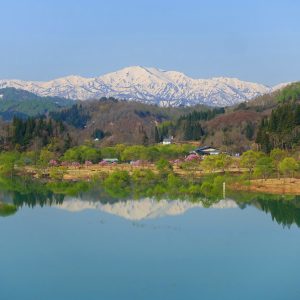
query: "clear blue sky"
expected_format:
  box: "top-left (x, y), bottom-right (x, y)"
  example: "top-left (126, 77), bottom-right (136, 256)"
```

top-left (1, 0), bottom-right (299, 85)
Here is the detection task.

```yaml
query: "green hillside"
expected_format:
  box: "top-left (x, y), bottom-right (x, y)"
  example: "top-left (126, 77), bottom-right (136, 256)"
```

top-left (0, 88), bottom-right (74, 120)
top-left (1, 83), bottom-right (300, 154)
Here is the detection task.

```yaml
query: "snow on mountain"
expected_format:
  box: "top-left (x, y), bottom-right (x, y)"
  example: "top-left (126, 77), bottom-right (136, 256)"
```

top-left (54, 198), bottom-right (238, 220)
top-left (0, 66), bottom-right (288, 107)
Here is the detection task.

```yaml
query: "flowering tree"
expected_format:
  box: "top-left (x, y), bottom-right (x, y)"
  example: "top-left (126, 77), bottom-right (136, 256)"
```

top-left (84, 160), bottom-right (93, 166)
top-left (130, 160), bottom-right (144, 166)
top-left (49, 159), bottom-right (58, 167)
top-left (172, 159), bottom-right (183, 165)
top-left (184, 154), bottom-right (200, 162)
top-left (71, 161), bottom-right (81, 168)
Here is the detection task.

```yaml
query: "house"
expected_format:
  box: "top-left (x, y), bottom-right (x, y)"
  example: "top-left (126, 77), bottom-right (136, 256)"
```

top-left (162, 137), bottom-right (173, 145)
top-left (102, 158), bottom-right (119, 163)
top-left (193, 146), bottom-right (220, 156)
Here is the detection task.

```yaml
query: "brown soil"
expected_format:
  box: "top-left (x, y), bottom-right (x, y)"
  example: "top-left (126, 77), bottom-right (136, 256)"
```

top-left (231, 178), bottom-right (300, 195)
top-left (206, 110), bottom-right (261, 130)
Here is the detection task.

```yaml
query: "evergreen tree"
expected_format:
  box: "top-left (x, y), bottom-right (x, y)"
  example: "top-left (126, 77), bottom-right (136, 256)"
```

top-left (154, 126), bottom-right (160, 143)
top-left (244, 122), bottom-right (255, 140)
top-left (256, 103), bottom-right (300, 152)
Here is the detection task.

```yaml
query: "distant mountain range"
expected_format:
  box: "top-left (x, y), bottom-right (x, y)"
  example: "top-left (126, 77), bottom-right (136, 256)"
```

top-left (0, 66), bottom-right (290, 107)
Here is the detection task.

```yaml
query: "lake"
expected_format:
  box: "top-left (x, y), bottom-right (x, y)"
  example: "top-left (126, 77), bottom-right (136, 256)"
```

top-left (1, 182), bottom-right (300, 300)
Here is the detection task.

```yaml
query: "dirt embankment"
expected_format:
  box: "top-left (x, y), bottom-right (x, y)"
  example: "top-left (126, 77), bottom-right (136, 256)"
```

top-left (231, 178), bottom-right (300, 195)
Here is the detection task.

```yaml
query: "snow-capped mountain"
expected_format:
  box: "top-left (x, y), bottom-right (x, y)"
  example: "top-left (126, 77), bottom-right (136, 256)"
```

top-left (55, 198), bottom-right (238, 220)
top-left (0, 66), bottom-right (288, 107)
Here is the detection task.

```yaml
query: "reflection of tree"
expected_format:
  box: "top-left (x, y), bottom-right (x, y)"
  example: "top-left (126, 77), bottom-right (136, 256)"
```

top-left (0, 176), bottom-right (77, 208)
top-left (3, 173), bottom-right (300, 228)
top-left (0, 173), bottom-right (227, 211)
top-left (228, 191), bottom-right (300, 228)
top-left (0, 202), bottom-right (17, 217)
top-left (256, 197), bottom-right (300, 228)
top-left (13, 191), bottom-right (64, 208)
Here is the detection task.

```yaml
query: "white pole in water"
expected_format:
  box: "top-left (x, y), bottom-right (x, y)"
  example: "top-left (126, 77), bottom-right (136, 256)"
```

top-left (223, 182), bottom-right (226, 199)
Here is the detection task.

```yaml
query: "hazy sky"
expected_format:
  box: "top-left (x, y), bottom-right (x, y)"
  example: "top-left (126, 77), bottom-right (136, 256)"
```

top-left (1, 0), bottom-right (299, 85)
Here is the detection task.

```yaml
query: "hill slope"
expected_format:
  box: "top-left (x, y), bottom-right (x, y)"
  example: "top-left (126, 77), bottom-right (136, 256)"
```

top-left (0, 88), bottom-right (73, 120)
top-left (202, 82), bottom-right (300, 152)
top-left (1, 83), bottom-right (300, 153)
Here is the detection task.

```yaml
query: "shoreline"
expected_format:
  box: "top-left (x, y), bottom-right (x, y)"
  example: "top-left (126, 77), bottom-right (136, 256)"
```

top-left (22, 164), bottom-right (300, 195)
top-left (24, 163), bottom-right (209, 181)
top-left (230, 178), bottom-right (300, 195)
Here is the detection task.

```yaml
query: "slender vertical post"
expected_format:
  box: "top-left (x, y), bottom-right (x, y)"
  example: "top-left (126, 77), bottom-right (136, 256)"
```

top-left (223, 182), bottom-right (226, 199)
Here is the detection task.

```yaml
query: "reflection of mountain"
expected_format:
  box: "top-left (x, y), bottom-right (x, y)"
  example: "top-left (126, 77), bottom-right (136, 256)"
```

top-left (55, 198), bottom-right (238, 220)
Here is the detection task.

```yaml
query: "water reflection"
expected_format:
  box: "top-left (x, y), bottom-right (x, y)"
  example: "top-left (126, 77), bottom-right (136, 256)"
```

top-left (55, 198), bottom-right (238, 220)
top-left (238, 196), bottom-right (300, 228)
top-left (1, 176), bottom-right (300, 228)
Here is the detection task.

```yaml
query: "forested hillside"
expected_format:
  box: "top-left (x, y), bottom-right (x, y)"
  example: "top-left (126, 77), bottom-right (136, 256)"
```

top-left (0, 88), bottom-right (73, 120)
top-left (1, 83), bottom-right (300, 154)
top-left (256, 83), bottom-right (300, 152)
top-left (47, 99), bottom-right (225, 147)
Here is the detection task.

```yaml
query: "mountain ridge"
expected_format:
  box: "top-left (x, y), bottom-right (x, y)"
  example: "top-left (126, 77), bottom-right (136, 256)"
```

top-left (0, 66), bottom-right (290, 107)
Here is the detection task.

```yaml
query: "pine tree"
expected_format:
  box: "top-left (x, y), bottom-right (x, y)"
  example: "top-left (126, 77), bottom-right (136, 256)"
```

top-left (154, 126), bottom-right (160, 143)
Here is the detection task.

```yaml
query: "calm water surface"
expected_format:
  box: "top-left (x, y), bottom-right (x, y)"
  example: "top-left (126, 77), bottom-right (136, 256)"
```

top-left (1, 188), bottom-right (300, 300)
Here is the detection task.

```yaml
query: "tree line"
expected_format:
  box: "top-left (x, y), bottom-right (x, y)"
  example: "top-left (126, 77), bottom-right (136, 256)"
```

top-left (154, 107), bottom-right (225, 142)
top-left (10, 116), bottom-right (68, 150)
top-left (256, 102), bottom-right (300, 152)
